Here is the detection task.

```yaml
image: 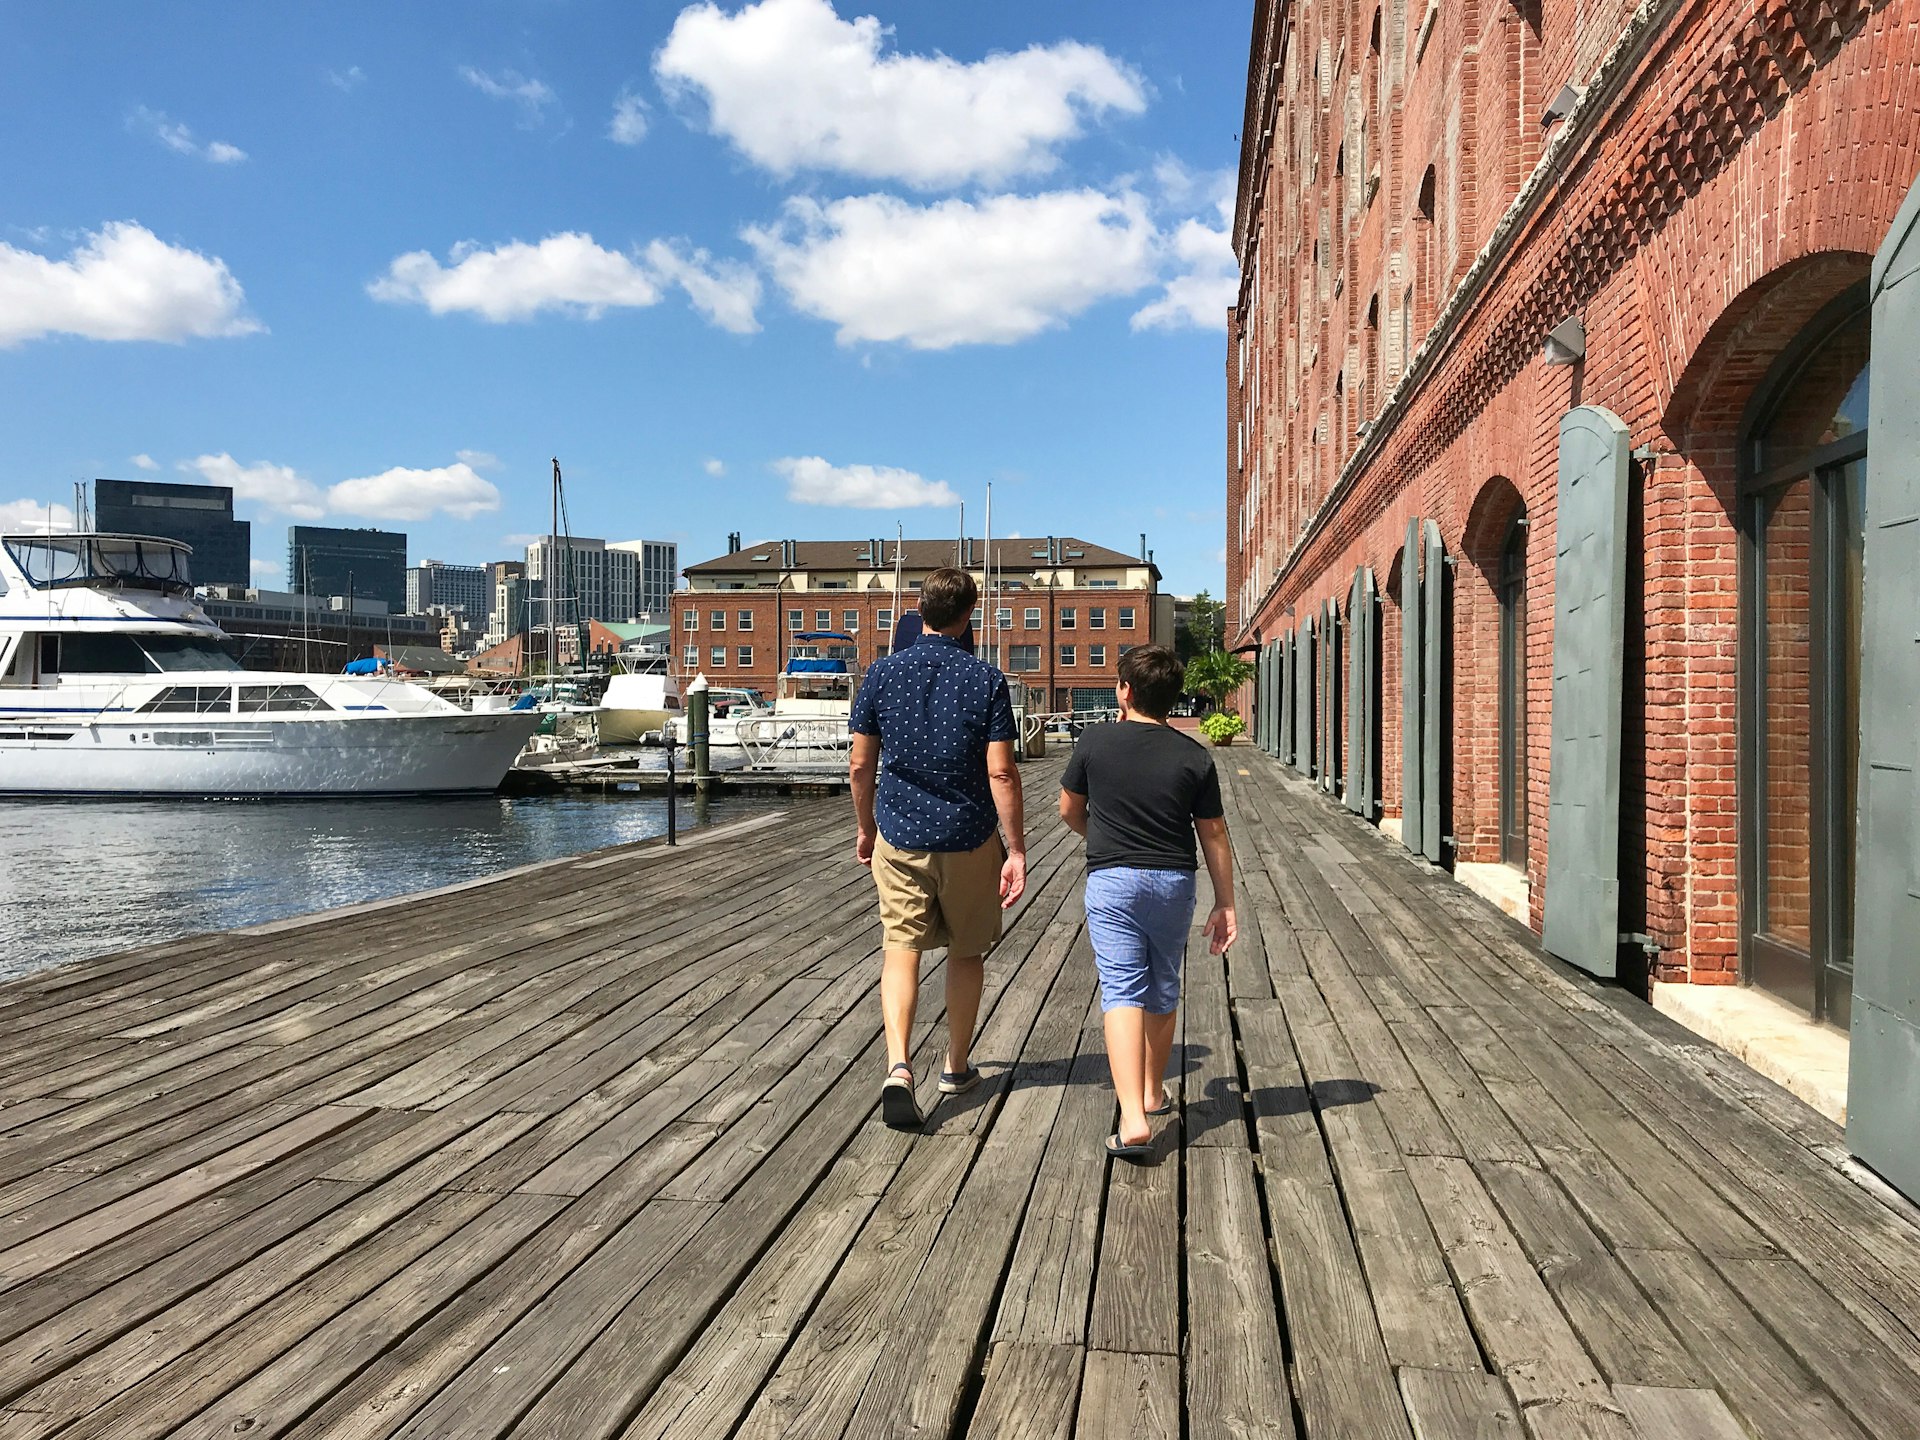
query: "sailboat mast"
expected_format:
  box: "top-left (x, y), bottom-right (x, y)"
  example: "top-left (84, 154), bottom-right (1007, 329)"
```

top-left (548, 458), bottom-right (560, 675)
top-left (983, 483), bottom-right (991, 664)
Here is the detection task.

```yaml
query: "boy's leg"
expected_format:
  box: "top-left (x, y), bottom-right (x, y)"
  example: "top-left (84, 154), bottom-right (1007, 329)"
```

top-left (1143, 1009), bottom-right (1178, 1111)
top-left (1088, 868), bottom-right (1153, 1146)
top-left (1103, 1006), bottom-right (1151, 1146)
top-left (937, 836), bottom-right (1005, 1077)
top-left (1140, 870), bottom-right (1197, 1112)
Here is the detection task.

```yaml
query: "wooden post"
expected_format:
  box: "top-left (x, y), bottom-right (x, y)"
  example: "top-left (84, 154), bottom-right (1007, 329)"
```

top-left (687, 672), bottom-right (711, 795)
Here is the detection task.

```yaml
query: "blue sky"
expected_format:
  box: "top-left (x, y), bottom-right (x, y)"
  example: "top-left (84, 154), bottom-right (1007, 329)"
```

top-left (0, 1), bottom-right (1249, 596)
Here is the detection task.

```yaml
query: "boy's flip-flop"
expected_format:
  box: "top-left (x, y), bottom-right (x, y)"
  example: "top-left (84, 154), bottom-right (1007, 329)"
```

top-left (1145, 1097), bottom-right (1174, 1117)
top-left (1106, 1133), bottom-right (1154, 1161)
top-left (882, 1063), bottom-right (922, 1130)
top-left (938, 1066), bottom-right (982, 1095)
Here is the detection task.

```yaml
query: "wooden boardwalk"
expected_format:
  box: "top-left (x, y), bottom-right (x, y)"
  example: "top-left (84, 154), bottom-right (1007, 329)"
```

top-left (3, 752), bottom-right (1920, 1439)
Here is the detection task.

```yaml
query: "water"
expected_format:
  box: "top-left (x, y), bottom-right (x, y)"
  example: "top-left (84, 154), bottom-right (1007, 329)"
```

top-left (0, 789), bottom-right (774, 980)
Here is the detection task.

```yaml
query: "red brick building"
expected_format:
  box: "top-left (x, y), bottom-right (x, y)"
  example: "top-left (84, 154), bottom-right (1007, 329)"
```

top-left (1226, 0), bottom-right (1917, 1104)
top-left (678, 536), bottom-right (1171, 712)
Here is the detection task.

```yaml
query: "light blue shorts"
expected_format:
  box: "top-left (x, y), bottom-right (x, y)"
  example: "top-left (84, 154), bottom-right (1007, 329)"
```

top-left (1085, 867), bottom-right (1197, 1015)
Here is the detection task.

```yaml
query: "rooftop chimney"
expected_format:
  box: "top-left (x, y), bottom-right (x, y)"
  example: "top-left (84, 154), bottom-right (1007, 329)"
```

top-left (1140, 532), bottom-right (1148, 561)
top-left (727, 530), bottom-right (741, 553)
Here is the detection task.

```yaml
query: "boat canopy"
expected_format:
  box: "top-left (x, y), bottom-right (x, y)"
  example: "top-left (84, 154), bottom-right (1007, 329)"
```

top-left (793, 632), bottom-right (855, 643)
top-left (2, 534), bottom-right (194, 594)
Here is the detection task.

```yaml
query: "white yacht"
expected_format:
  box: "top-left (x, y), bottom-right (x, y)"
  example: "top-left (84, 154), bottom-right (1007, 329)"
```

top-left (597, 652), bottom-right (682, 746)
top-left (663, 684), bottom-right (772, 747)
top-left (737, 631), bottom-right (860, 767)
top-left (0, 532), bottom-right (542, 796)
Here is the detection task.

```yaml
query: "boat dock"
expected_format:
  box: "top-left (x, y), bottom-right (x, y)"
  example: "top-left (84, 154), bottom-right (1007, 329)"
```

top-left (4, 753), bottom-right (1920, 1438)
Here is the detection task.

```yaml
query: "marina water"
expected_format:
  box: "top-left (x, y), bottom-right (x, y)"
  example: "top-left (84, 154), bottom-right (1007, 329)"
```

top-left (0, 790), bottom-right (775, 980)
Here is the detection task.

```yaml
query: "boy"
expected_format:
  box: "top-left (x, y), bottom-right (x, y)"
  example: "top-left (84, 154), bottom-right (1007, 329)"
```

top-left (1059, 646), bottom-right (1236, 1159)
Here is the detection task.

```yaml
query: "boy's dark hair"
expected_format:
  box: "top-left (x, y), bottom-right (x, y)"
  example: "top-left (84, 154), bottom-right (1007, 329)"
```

top-left (1117, 645), bottom-right (1184, 719)
top-left (918, 566), bottom-right (978, 630)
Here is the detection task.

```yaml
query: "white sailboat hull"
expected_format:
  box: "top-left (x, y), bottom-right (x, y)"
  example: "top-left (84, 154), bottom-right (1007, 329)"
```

top-left (0, 711), bottom-right (542, 796)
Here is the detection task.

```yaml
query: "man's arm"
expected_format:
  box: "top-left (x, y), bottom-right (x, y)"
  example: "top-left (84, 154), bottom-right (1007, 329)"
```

top-left (987, 738), bottom-right (1027, 907)
top-left (1058, 788), bottom-right (1088, 836)
top-left (1195, 816), bottom-right (1237, 954)
top-left (849, 732), bottom-right (881, 866)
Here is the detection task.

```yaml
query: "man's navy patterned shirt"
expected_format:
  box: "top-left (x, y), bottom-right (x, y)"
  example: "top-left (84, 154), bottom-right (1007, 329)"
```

top-left (850, 633), bottom-right (1015, 853)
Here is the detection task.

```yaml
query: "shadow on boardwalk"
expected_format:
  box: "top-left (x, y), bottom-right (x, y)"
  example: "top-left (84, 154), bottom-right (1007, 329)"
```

top-left (1, 753), bottom-right (1918, 1438)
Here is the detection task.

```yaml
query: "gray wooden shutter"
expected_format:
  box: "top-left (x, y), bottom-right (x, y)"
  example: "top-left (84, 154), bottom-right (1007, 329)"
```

top-left (1421, 520), bottom-right (1445, 862)
top-left (1324, 597), bottom-right (1341, 795)
top-left (1848, 178), bottom-right (1920, 1201)
top-left (1400, 520), bottom-right (1424, 851)
top-left (1347, 566), bottom-right (1375, 817)
top-left (1300, 616), bottom-right (1316, 777)
top-left (1265, 641), bottom-right (1279, 755)
top-left (1541, 404), bottom-right (1632, 977)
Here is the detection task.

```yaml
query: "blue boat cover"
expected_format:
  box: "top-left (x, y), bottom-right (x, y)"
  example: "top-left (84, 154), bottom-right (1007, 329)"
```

top-left (343, 657), bottom-right (389, 675)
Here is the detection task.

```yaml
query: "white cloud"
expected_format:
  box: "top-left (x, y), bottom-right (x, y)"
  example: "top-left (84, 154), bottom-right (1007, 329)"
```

top-left (129, 106), bottom-right (247, 164)
top-left (774, 456), bottom-right (959, 509)
top-left (502, 532), bottom-right (542, 548)
top-left (131, 453), bottom-right (158, 471)
top-left (182, 453), bottom-right (327, 520)
top-left (460, 66), bottom-right (558, 127)
top-left (327, 65), bottom-right (366, 92)
top-left (0, 500), bottom-right (75, 533)
top-left (370, 232), bottom-right (759, 332)
top-left (0, 223), bottom-right (261, 348)
top-left (641, 239), bottom-right (760, 334)
top-left (250, 558), bottom-right (281, 581)
top-left (370, 233), bottom-right (661, 321)
top-left (328, 462), bottom-right (501, 522)
top-left (703, 458), bottom-right (726, 477)
top-left (609, 90), bottom-right (649, 145)
top-left (455, 449), bottom-right (501, 470)
top-left (1151, 157), bottom-right (1235, 226)
top-left (655, 0), bottom-right (1146, 189)
top-left (747, 189), bottom-right (1156, 349)
top-left (1131, 217), bottom-right (1237, 332)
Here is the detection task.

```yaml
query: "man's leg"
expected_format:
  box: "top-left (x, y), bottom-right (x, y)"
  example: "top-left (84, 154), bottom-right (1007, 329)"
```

top-left (1143, 1008), bottom-right (1178, 1111)
top-left (944, 954), bottom-right (984, 1074)
top-left (1103, 1005), bottom-right (1151, 1146)
top-left (881, 947), bottom-right (922, 1071)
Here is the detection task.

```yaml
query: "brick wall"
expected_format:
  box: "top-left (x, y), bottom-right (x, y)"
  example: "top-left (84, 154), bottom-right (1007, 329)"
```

top-left (1228, 0), bottom-right (1915, 981)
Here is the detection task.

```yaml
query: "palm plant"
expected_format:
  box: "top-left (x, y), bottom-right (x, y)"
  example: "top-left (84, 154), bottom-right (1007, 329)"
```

top-left (1182, 648), bottom-right (1255, 713)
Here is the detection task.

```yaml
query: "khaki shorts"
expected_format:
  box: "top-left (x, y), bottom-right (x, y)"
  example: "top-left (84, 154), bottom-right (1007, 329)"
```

top-left (872, 831), bottom-right (1006, 955)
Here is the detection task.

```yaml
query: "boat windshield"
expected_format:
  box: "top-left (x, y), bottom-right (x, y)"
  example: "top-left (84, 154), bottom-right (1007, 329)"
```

top-left (3, 536), bottom-right (194, 593)
top-left (137, 635), bottom-right (244, 672)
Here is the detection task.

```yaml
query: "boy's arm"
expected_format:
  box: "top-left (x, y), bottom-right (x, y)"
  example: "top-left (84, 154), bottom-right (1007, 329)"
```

top-left (1058, 788), bottom-right (1088, 836)
top-left (849, 733), bottom-right (881, 865)
top-left (1195, 816), bottom-right (1237, 954)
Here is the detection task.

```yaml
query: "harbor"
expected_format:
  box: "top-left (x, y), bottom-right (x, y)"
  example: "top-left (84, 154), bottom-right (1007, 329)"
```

top-left (3, 752), bottom-right (1919, 1438)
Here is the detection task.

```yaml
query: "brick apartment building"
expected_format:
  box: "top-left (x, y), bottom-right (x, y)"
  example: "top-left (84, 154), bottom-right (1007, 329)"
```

top-left (1226, 0), bottom-right (1920, 1186)
top-left (678, 536), bottom-right (1170, 712)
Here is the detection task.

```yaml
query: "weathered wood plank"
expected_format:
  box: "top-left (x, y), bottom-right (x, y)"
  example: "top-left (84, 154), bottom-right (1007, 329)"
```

top-left (1611, 1386), bottom-right (1750, 1440)
top-left (965, 1343), bottom-right (1082, 1440)
top-left (1186, 1147), bottom-right (1296, 1439)
top-left (1397, 1368), bottom-right (1522, 1440)
top-left (1075, 1351), bottom-right (1177, 1440)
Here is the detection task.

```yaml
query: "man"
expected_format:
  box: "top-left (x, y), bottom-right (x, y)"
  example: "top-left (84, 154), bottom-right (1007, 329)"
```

top-left (851, 566), bottom-right (1027, 1129)
top-left (1059, 645), bottom-right (1235, 1159)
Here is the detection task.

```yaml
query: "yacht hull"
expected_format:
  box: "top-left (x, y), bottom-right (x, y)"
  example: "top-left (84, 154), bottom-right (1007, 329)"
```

top-left (596, 706), bottom-right (670, 746)
top-left (0, 711), bottom-right (543, 796)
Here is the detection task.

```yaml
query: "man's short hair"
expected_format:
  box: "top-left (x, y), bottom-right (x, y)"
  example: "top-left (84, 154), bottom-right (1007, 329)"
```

top-left (1117, 645), bottom-right (1184, 719)
top-left (918, 567), bottom-right (978, 631)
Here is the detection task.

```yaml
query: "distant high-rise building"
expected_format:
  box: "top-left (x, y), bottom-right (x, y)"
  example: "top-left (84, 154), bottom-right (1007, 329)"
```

top-left (288, 526), bottom-right (407, 610)
top-left (524, 535), bottom-right (637, 624)
top-left (406, 559), bottom-right (489, 622)
top-left (484, 560), bottom-right (529, 646)
top-left (610, 539), bottom-right (679, 618)
top-left (92, 478), bottom-right (251, 586)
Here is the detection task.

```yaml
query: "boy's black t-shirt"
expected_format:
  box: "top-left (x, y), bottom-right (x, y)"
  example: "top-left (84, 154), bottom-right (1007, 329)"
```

top-left (1061, 721), bottom-right (1225, 872)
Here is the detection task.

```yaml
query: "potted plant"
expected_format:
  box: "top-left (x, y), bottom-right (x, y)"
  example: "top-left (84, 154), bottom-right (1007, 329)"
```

top-left (1200, 711), bottom-right (1246, 747)
top-left (1182, 648), bottom-right (1256, 715)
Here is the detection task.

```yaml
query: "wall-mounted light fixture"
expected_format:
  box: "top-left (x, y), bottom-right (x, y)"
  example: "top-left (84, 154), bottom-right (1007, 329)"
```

top-left (1541, 83), bottom-right (1584, 127)
top-left (1542, 315), bottom-right (1586, 366)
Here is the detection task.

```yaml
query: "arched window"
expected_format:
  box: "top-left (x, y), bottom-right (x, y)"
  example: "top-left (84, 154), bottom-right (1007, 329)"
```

top-left (1739, 285), bottom-right (1870, 1025)
top-left (1416, 166), bottom-right (1437, 221)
